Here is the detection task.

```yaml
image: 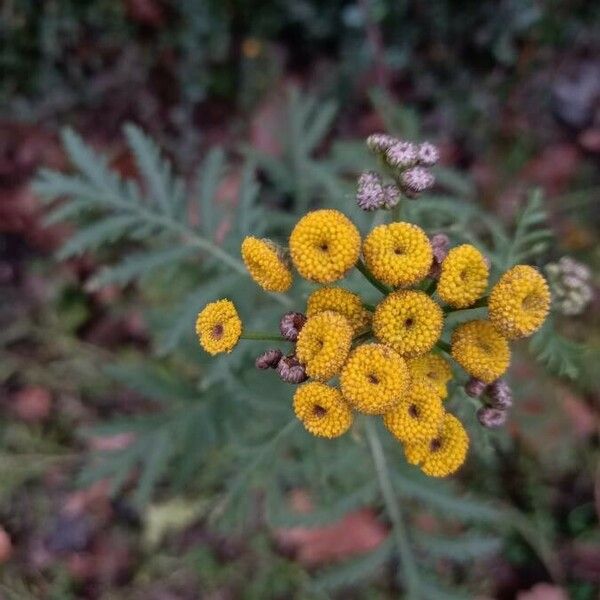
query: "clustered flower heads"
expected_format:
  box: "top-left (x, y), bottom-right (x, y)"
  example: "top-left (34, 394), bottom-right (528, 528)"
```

top-left (545, 256), bottom-right (593, 316)
top-left (195, 134), bottom-right (552, 479)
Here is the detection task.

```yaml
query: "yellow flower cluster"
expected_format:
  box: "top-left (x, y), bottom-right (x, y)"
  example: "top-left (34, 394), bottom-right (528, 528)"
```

top-left (306, 287), bottom-right (371, 334)
top-left (196, 157), bottom-right (552, 480)
top-left (195, 299), bottom-right (242, 355)
top-left (363, 222), bottom-right (432, 287)
top-left (241, 236), bottom-right (293, 292)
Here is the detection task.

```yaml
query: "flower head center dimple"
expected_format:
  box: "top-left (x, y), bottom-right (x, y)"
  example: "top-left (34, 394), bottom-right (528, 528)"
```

top-left (404, 317), bottom-right (415, 328)
top-left (430, 438), bottom-right (442, 452)
top-left (319, 242), bottom-right (329, 252)
top-left (394, 246), bottom-right (404, 255)
top-left (368, 373), bottom-right (379, 384)
top-left (408, 404), bottom-right (419, 418)
top-left (522, 293), bottom-right (539, 311)
top-left (212, 323), bottom-right (224, 339)
top-left (313, 404), bottom-right (327, 418)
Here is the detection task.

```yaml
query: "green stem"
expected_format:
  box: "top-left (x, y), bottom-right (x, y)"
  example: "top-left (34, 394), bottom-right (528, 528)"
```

top-left (421, 277), bottom-right (437, 295)
top-left (356, 259), bottom-right (391, 295)
top-left (444, 295), bottom-right (489, 314)
top-left (391, 201), bottom-right (402, 223)
top-left (364, 419), bottom-right (421, 599)
top-left (363, 302), bottom-right (376, 312)
top-left (241, 332), bottom-right (287, 342)
top-left (436, 340), bottom-right (451, 354)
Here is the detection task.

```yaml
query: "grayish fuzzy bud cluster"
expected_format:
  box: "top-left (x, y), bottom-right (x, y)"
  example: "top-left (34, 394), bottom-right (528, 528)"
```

top-left (417, 142), bottom-right (440, 167)
top-left (477, 407), bottom-right (507, 428)
top-left (401, 166), bottom-right (435, 196)
top-left (545, 256), bottom-right (593, 316)
top-left (488, 379), bottom-right (513, 409)
top-left (386, 141), bottom-right (419, 169)
top-left (255, 349), bottom-right (283, 370)
top-left (279, 311), bottom-right (307, 342)
top-left (382, 184), bottom-right (400, 208)
top-left (356, 171), bottom-right (386, 211)
top-left (277, 355), bottom-right (308, 384)
top-left (366, 133), bottom-right (397, 154)
top-left (465, 377), bottom-right (488, 398)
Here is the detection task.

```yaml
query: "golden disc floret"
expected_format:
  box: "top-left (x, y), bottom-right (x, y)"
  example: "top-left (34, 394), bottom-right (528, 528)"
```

top-left (437, 244), bottom-right (489, 308)
top-left (383, 379), bottom-right (444, 442)
top-left (362, 222), bottom-right (433, 288)
top-left (306, 287), bottom-right (371, 335)
top-left (404, 413), bottom-right (469, 477)
top-left (296, 311), bottom-right (353, 381)
top-left (407, 353), bottom-right (453, 400)
top-left (196, 299), bottom-right (242, 355)
top-left (241, 236), bottom-right (292, 292)
top-left (293, 382), bottom-right (353, 438)
top-left (488, 265), bottom-right (551, 339)
top-left (451, 320), bottom-right (510, 383)
top-left (289, 209), bottom-right (361, 283)
top-left (340, 343), bottom-right (409, 414)
top-left (373, 291), bottom-right (443, 358)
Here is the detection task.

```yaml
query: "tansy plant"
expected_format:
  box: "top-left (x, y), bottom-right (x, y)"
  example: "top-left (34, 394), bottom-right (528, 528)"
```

top-left (196, 133), bottom-right (551, 479)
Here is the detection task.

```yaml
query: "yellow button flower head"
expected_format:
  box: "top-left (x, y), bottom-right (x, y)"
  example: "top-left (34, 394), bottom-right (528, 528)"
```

top-left (437, 244), bottom-right (489, 308)
top-left (488, 265), bottom-right (551, 339)
top-left (293, 382), bottom-right (353, 438)
top-left (296, 311), bottom-right (353, 381)
top-left (404, 413), bottom-right (469, 477)
top-left (306, 287), bottom-right (371, 335)
top-left (196, 299), bottom-right (242, 355)
top-left (451, 320), bottom-right (510, 383)
top-left (363, 222), bottom-right (433, 288)
top-left (373, 291), bottom-right (443, 357)
top-left (407, 353), bottom-right (453, 400)
top-left (383, 379), bottom-right (444, 442)
top-left (340, 343), bottom-right (409, 414)
top-left (289, 209), bottom-right (361, 283)
top-left (241, 236), bottom-right (292, 292)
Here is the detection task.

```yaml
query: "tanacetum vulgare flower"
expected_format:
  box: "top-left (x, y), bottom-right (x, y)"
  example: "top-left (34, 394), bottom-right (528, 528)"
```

top-left (373, 291), bottom-right (443, 358)
top-left (293, 382), bottom-right (353, 438)
top-left (437, 244), bottom-right (489, 308)
top-left (295, 311), bottom-right (353, 381)
top-left (488, 265), bottom-right (551, 339)
top-left (404, 413), bottom-right (469, 477)
top-left (340, 343), bottom-right (409, 415)
top-left (196, 299), bottom-right (242, 355)
top-left (289, 209), bottom-right (361, 284)
top-left (383, 379), bottom-right (444, 442)
top-left (407, 352), bottom-right (453, 400)
top-left (451, 320), bottom-right (510, 383)
top-left (241, 236), bottom-right (293, 292)
top-left (363, 222), bottom-right (433, 288)
top-left (306, 287), bottom-right (371, 335)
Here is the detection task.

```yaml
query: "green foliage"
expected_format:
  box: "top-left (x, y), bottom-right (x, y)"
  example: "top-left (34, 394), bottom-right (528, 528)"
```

top-left (34, 92), bottom-right (580, 596)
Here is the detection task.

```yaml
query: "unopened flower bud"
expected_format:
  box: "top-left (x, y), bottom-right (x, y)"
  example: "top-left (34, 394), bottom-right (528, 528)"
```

top-left (488, 379), bottom-right (513, 409)
top-left (255, 349), bottom-right (283, 370)
top-left (545, 256), bottom-right (594, 316)
top-left (477, 406), bottom-right (507, 428)
top-left (386, 141), bottom-right (419, 169)
top-left (381, 184), bottom-right (400, 209)
top-left (429, 233), bottom-right (450, 278)
top-left (417, 142), bottom-right (440, 167)
top-left (465, 377), bottom-right (487, 398)
top-left (366, 133), bottom-right (397, 154)
top-left (401, 166), bottom-right (435, 196)
top-left (277, 355), bottom-right (308, 384)
top-left (279, 312), bottom-right (307, 342)
top-left (356, 171), bottom-right (385, 211)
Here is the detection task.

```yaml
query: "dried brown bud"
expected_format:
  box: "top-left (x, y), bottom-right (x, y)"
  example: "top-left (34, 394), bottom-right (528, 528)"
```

top-left (488, 379), bottom-right (513, 409)
top-left (277, 355), bottom-right (308, 384)
top-left (429, 233), bottom-right (450, 278)
top-left (477, 407), bottom-right (507, 428)
top-left (465, 377), bottom-right (488, 398)
top-left (366, 133), bottom-right (397, 154)
top-left (417, 142), bottom-right (440, 167)
top-left (356, 171), bottom-right (385, 211)
top-left (279, 312), bottom-right (307, 342)
top-left (386, 141), bottom-right (419, 169)
top-left (255, 349), bottom-right (283, 370)
top-left (382, 184), bottom-right (401, 209)
top-left (401, 166), bottom-right (435, 196)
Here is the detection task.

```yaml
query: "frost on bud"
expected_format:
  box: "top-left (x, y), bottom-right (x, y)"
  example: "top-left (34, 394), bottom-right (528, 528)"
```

top-left (477, 406), bottom-right (507, 428)
top-left (277, 355), bottom-right (308, 384)
top-left (366, 133), bottom-right (397, 154)
top-left (417, 142), bottom-right (440, 167)
top-left (488, 379), bottom-right (513, 409)
top-left (356, 171), bottom-right (386, 211)
top-left (256, 349), bottom-right (283, 370)
top-left (465, 377), bottom-right (487, 398)
top-left (401, 166), bottom-right (435, 196)
top-left (382, 184), bottom-right (400, 209)
top-left (429, 233), bottom-right (450, 278)
top-left (280, 311), bottom-right (307, 342)
top-left (385, 141), bottom-right (419, 169)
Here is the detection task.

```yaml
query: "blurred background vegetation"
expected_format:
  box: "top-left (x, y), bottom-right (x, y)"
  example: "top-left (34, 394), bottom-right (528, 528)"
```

top-left (0, 1), bottom-right (599, 598)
